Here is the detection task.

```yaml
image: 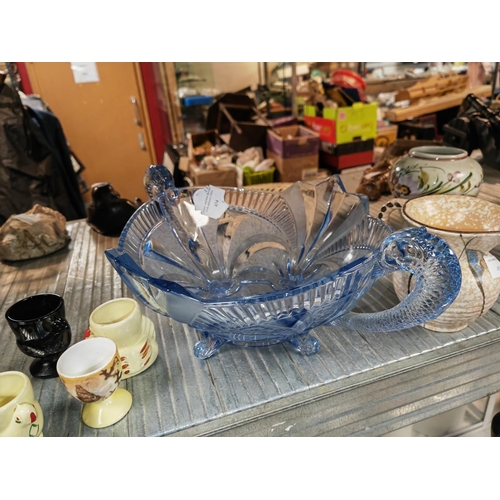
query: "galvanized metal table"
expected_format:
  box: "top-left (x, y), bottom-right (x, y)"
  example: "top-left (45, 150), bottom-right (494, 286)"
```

top-left (1, 166), bottom-right (499, 437)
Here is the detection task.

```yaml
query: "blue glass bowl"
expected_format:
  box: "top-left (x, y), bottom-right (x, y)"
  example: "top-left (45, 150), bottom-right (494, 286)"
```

top-left (105, 165), bottom-right (461, 359)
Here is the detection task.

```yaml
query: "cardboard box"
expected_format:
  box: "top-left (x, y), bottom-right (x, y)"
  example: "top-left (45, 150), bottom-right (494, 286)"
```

top-left (266, 125), bottom-right (320, 182)
top-left (375, 122), bottom-right (398, 147)
top-left (335, 103), bottom-right (377, 144)
top-left (304, 102), bottom-right (378, 144)
top-left (267, 125), bottom-right (320, 158)
top-left (303, 115), bottom-right (336, 143)
top-left (267, 151), bottom-right (318, 182)
top-left (189, 165), bottom-right (238, 187)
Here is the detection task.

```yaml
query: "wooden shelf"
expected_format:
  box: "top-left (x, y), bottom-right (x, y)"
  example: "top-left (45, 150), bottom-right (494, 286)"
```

top-left (384, 84), bottom-right (492, 122)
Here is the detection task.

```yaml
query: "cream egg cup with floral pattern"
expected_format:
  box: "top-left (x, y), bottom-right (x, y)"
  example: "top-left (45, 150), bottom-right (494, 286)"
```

top-left (57, 337), bottom-right (132, 429)
top-left (87, 298), bottom-right (158, 380)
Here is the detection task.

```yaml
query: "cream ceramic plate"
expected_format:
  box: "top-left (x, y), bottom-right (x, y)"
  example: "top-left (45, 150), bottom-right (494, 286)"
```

top-left (403, 195), bottom-right (500, 233)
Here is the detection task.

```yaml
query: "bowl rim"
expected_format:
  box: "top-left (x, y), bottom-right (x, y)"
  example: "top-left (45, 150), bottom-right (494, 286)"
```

top-left (402, 194), bottom-right (500, 235)
top-left (114, 208), bottom-right (393, 305)
top-left (408, 146), bottom-right (468, 161)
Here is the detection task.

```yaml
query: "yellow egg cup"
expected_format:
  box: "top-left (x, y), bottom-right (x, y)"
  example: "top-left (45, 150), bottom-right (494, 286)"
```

top-left (88, 298), bottom-right (159, 379)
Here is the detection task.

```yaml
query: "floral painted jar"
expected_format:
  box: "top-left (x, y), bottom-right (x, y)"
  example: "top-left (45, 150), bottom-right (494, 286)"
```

top-left (388, 146), bottom-right (483, 199)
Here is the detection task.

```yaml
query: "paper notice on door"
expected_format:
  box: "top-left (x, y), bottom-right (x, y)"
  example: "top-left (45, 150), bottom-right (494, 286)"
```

top-left (71, 62), bottom-right (100, 84)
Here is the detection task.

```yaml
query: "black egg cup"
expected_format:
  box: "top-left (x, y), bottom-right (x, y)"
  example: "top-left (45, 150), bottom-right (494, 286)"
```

top-left (16, 326), bottom-right (72, 378)
top-left (5, 294), bottom-right (72, 379)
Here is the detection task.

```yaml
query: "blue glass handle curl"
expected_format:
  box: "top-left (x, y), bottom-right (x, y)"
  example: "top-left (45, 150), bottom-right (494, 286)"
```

top-left (335, 227), bottom-right (462, 332)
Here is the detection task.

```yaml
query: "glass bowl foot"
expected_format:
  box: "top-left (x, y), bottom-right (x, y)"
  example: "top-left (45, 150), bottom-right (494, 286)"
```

top-left (287, 334), bottom-right (320, 355)
top-left (194, 333), bottom-right (227, 359)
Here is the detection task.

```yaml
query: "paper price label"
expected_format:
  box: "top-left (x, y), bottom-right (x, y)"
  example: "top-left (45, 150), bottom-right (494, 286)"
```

top-left (193, 185), bottom-right (228, 219)
top-left (484, 255), bottom-right (500, 279)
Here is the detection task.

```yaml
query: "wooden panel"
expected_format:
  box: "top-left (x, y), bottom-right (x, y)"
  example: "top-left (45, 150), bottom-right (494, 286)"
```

top-left (25, 62), bottom-right (155, 201)
top-left (133, 62), bottom-right (156, 166)
top-left (384, 84), bottom-right (492, 122)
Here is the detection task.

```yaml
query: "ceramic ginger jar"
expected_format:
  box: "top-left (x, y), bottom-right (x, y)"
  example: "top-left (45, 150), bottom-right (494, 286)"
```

top-left (389, 146), bottom-right (483, 199)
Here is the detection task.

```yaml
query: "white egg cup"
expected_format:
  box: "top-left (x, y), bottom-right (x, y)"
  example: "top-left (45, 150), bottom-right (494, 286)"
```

top-left (57, 337), bottom-right (132, 429)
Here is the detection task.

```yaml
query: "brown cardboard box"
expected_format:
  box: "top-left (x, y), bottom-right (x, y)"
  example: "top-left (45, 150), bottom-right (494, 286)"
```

top-left (375, 123), bottom-right (398, 147)
top-left (267, 151), bottom-right (318, 182)
top-left (267, 125), bottom-right (320, 158)
top-left (266, 125), bottom-right (320, 182)
top-left (189, 165), bottom-right (238, 187)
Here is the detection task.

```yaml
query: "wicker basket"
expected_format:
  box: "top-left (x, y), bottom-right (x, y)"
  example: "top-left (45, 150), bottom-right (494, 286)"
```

top-left (243, 167), bottom-right (275, 186)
